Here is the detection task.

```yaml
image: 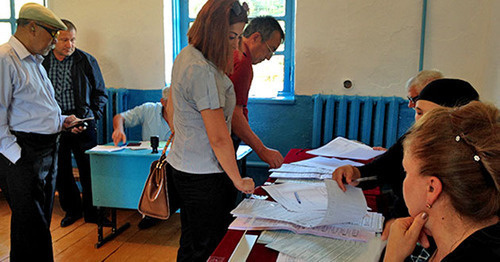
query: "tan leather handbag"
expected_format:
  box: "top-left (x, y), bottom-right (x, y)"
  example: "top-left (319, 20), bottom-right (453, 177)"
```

top-left (138, 134), bottom-right (174, 219)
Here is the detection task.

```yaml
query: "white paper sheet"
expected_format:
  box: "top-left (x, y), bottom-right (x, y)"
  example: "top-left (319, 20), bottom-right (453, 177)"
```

top-left (270, 163), bottom-right (331, 174)
top-left (88, 145), bottom-right (125, 152)
top-left (307, 137), bottom-right (384, 160)
top-left (263, 182), bottom-right (328, 212)
top-left (229, 217), bottom-right (375, 242)
top-left (228, 233), bottom-right (258, 262)
top-left (291, 156), bottom-right (364, 170)
top-left (231, 181), bottom-right (368, 228)
top-left (266, 234), bottom-right (386, 262)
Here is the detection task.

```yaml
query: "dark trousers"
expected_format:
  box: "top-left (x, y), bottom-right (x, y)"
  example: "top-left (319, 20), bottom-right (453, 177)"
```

top-left (56, 121), bottom-right (97, 220)
top-left (167, 164), bottom-right (237, 262)
top-left (0, 131), bottom-right (59, 262)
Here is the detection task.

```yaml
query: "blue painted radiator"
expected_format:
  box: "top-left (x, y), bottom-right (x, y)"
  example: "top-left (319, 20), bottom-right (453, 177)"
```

top-left (312, 95), bottom-right (408, 149)
top-left (96, 88), bottom-right (129, 144)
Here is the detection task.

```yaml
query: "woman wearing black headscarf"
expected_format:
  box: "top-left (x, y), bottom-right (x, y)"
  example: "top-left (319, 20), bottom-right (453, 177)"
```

top-left (332, 78), bottom-right (480, 239)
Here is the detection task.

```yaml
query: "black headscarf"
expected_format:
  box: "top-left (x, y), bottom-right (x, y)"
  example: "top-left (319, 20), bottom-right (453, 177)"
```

top-left (418, 78), bottom-right (480, 107)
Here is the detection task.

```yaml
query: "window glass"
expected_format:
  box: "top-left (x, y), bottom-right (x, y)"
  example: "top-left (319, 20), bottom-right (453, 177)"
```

top-left (14, 0), bottom-right (45, 18)
top-left (249, 55), bottom-right (284, 98)
top-left (0, 23), bottom-right (12, 44)
top-left (246, 0), bottom-right (285, 17)
top-left (189, 0), bottom-right (207, 19)
top-left (176, 0), bottom-right (294, 98)
top-left (0, 2), bottom-right (10, 19)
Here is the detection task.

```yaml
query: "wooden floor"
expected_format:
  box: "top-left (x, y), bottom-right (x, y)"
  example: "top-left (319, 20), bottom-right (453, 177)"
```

top-left (0, 194), bottom-right (181, 261)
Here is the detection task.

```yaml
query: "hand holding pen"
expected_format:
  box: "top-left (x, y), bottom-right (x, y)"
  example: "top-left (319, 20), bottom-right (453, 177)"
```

top-left (332, 165), bottom-right (377, 192)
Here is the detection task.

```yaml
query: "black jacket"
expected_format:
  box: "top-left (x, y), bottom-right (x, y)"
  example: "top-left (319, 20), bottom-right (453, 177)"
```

top-left (358, 135), bottom-right (409, 219)
top-left (43, 49), bottom-right (107, 119)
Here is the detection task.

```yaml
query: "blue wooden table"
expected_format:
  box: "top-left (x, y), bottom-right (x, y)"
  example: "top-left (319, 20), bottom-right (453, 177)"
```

top-left (87, 143), bottom-right (252, 248)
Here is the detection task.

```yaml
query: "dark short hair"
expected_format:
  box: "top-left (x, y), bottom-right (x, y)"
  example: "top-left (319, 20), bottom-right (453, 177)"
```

top-left (61, 19), bottom-right (77, 32)
top-left (243, 16), bottom-right (284, 42)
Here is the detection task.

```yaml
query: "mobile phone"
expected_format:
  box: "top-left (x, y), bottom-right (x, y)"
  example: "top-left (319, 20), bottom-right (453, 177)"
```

top-left (67, 121), bottom-right (88, 129)
top-left (127, 142), bottom-right (142, 147)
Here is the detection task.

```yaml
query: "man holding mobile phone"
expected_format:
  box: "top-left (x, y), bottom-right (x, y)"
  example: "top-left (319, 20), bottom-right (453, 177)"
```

top-left (43, 19), bottom-right (107, 227)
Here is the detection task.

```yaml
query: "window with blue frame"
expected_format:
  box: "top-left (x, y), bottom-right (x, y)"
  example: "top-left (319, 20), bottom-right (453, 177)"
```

top-left (0, 0), bottom-right (46, 44)
top-left (170, 0), bottom-right (295, 99)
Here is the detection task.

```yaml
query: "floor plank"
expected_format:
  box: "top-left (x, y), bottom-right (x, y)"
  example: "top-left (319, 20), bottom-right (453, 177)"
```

top-left (0, 194), bottom-right (180, 261)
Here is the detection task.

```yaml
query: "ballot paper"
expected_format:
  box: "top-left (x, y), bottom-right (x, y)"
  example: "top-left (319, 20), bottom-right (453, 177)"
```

top-left (88, 145), bottom-right (125, 152)
top-left (231, 180), bottom-right (368, 227)
top-left (263, 182), bottom-right (328, 212)
top-left (307, 137), bottom-right (384, 160)
top-left (276, 253), bottom-right (306, 262)
top-left (291, 156), bottom-right (364, 170)
top-left (270, 172), bottom-right (332, 180)
top-left (229, 217), bottom-right (375, 242)
top-left (270, 163), bottom-right (331, 174)
top-left (265, 233), bottom-right (386, 262)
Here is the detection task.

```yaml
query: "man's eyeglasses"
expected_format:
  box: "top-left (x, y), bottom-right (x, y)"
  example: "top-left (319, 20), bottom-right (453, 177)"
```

top-left (407, 95), bottom-right (419, 104)
top-left (264, 41), bottom-right (275, 57)
top-left (36, 23), bottom-right (59, 39)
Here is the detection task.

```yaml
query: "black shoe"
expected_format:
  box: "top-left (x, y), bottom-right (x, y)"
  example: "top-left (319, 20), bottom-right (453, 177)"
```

top-left (138, 216), bottom-right (160, 229)
top-left (61, 213), bottom-right (83, 227)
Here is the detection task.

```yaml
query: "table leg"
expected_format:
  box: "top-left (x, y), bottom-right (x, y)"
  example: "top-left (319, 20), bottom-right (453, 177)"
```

top-left (94, 207), bottom-right (131, 248)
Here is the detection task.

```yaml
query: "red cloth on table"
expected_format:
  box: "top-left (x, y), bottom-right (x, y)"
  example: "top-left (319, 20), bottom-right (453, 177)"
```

top-left (208, 148), bottom-right (381, 262)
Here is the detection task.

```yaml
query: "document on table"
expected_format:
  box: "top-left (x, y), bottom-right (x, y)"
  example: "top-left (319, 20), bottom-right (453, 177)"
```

top-left (88, 145), bottom-right (125, 152)
top-left (270, 172), bottom-right (332, 180)
top-left (231, 180), bottom-right (368, 227)
top-left (228, 233), bottom-right (258, 262)
top-left (263, 182), bottom-right (328, 212)
top-left (307, 137), bottom-right (385, 160)
top-left (291, 156), bottom-right (364, 170)
top-left (229, 216), bottom-right (375, 242)
top-left (265, 233), bottom-right (386, 262)
top-left (270, 163), bottom-right (332, 174)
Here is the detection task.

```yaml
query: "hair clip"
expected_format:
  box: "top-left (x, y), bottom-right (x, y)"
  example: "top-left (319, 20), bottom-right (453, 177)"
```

top-left (455, 135), bottom-right (461, 142)
top-left (474, 155), bottom-right (481, 162)
top-left (231, 1), bottom-right (248, 16)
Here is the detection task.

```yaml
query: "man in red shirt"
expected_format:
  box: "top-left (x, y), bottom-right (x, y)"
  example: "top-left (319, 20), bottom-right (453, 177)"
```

top-left (230, 16), bottom-right (285, 168)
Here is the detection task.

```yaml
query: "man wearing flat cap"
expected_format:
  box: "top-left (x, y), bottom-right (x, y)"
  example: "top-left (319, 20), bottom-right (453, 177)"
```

top-left (0, 3), bottom-right (84, 261)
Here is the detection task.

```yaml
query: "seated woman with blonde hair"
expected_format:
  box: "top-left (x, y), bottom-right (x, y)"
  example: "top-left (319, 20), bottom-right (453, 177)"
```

top-left (385, 101), bottom-right (500, 261)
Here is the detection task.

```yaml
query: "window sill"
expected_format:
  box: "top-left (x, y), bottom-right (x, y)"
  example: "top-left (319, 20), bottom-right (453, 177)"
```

top-left (247, 95), bottom-right (296, 105)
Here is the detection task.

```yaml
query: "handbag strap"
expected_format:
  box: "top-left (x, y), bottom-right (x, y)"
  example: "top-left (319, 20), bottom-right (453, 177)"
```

top-left (156, 132), bottom-right (174, 168)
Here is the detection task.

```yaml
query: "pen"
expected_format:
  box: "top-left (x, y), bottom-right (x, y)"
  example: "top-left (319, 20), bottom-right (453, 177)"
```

top-left (294, 192), bottom-right (302, 204)
top-left (354, 176), bottom-right (378, 182)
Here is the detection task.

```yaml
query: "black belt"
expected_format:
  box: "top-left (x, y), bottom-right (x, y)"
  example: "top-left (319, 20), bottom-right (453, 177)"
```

top-left (11, 130), bottom-right (60, 147)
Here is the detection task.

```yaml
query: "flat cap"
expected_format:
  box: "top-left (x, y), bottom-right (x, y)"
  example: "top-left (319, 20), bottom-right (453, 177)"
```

top-left (19, 3), bottom-right (67, 30)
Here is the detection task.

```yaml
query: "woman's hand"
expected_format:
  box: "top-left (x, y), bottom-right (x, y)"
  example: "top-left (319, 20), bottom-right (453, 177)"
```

top-left (234, 177), bottom-right (255, 194)
top-left (331, 165), bottom-right (361, 192)
top-left (384, 212), bottom-right (429, 262)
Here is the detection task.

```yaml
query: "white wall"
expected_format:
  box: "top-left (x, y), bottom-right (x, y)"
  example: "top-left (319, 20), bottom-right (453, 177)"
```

top-left (48, 0), bottom-right (165, 90)
top-left (48, 0), bottom-right (498, 104)
top-left (296, 0), bottom-right (499, 105)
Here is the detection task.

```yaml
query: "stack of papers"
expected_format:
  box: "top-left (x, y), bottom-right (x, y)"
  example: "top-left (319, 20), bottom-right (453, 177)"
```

top-left (257, 231), bottom-right (386, 262)
top-left (230, 181), bottom-right (384, 241)
top-left (307, 136), bottom-right (385, 160)
top-left (269, 156), bottom-right (364, 180)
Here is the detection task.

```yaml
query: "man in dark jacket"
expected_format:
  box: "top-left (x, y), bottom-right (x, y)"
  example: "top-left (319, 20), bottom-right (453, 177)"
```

top-left (43, 19), bottom-right (107, 227)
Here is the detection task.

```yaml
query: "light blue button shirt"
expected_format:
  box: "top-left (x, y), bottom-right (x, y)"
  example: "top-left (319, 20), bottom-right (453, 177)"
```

top-left (166, 45), bottom-right (236, 174)
top-left (120, 102), bottom-right (171, 141)
top-left (0, 36), bottom-right (65, 163)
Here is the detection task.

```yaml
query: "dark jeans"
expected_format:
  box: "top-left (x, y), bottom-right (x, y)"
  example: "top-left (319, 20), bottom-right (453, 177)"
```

top-left (56, 121), bottom-right (97, 220)
top-left (167, 163), bottom-right (237, 262)
top-left (0, 131), bottom-right (59, 262)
